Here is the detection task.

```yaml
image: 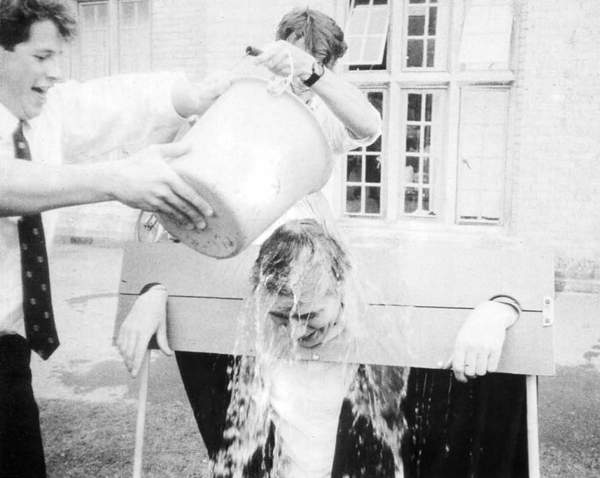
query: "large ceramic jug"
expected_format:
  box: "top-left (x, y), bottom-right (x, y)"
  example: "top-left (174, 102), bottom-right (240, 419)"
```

top-left (159, 77), bottom-right (333, 258)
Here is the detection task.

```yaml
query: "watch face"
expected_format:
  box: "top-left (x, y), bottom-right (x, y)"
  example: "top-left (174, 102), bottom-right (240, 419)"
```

top-left (314, 62), bottom-right (325, 76)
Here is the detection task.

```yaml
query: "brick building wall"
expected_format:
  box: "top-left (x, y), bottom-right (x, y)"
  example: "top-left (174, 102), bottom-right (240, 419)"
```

top-left (151, 0), bottom-right (338, 80)
top-left (512, 0), bottom-right (600, 291)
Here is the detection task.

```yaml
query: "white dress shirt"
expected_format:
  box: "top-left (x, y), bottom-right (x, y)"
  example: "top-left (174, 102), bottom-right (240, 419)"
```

top-left (0, 72), bottom-right (186, 336)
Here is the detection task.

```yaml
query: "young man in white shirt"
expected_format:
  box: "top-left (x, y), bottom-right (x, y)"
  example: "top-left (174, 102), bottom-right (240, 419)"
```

top-left (0, 1), bottom-right (230, 476)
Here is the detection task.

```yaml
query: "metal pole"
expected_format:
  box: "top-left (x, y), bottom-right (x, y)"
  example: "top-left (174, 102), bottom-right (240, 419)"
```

top-left (133, 350), bottom-right (151, 478)
top-left (526, 375), bottom-right (540, 478)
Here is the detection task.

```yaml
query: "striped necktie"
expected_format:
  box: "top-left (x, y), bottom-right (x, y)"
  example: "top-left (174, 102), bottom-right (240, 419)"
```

top-left (14, 121), bottom-right (60, 360)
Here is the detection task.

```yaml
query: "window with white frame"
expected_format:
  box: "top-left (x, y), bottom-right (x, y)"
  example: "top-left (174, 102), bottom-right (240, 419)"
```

top-left (459, 0), bottom-right (513, 70)
top-left (75, 0), bottom-right (151, 80)
top-left (345, 91), bottom-right (384, 216)
top-left (456, 88), bottom-right (509, 223)
top-left (345, 0), bottom-right (389, 70)
top-left (118, 0), bottom-right (151, 73)
top-left (402, 90), bottom-right (443, 216)
top-left (405, 0), bottom-right (445, 69)
top-left (78, 1), bottom-right (110, 80)
top-left (343, 0), bottom-right (514, 226)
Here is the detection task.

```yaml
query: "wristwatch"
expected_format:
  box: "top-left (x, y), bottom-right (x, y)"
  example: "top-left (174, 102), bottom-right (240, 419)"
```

top-left (302, 61), bottom-right (325, 87)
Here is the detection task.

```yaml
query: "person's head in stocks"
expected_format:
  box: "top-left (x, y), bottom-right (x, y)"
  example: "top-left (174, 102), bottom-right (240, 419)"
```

top-left (251, 218), bottom-right (351, 349)
top-left (0, 0), bottom-right (75, 120)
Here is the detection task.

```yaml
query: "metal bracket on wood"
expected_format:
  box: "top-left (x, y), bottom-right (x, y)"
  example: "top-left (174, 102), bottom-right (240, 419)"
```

top-left (542, 296), bottom-right (554, 327)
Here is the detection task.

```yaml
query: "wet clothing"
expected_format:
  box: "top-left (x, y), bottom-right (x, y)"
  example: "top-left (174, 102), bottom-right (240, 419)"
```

top-left (175, 352), bottom-right (236, 459)
top-left (267, 360), bottom-right (355, 477)
top-left (332, 369), bottom-right (529, 478)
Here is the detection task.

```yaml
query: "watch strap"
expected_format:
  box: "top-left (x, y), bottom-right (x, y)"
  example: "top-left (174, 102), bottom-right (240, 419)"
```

top-left (302, 62), bottom-right (324, 87)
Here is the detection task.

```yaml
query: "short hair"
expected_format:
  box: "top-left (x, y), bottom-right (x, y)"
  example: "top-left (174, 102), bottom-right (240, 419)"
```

top-left (251, 219), bottom-right (351, 295)
top-left (276, 8), bottom-right (347, 68)
top-left (0, 0), bottom-right (76, 50)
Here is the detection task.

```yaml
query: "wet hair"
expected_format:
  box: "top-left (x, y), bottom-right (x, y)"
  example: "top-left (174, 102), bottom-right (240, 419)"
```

top-left (0, 0), bottom-right (76, 51)
top-left (251, 219), bottom-right (351, 295)
top-left (276, 8), bottom-right (347, 68)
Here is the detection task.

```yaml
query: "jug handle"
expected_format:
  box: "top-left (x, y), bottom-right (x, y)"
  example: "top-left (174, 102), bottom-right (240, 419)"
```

top-left (234, 45), bottom-right (294, 96)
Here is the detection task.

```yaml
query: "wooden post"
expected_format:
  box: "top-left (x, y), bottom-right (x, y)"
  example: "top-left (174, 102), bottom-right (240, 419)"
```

top-left (526, 375), bottom-right (540, 478)
top-left (133, 351), bottom-right (151, 478)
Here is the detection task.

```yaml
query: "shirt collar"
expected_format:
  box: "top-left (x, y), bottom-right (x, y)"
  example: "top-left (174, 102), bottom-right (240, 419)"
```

top-left (0, 101), bottom-right (21, 138)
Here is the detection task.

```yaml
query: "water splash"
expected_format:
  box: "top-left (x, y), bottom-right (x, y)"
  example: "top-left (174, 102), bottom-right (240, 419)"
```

top-left (211, 230), bottom-right (409, 477)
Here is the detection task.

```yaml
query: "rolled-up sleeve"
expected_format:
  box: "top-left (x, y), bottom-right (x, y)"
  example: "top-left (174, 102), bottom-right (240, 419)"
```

top-left (49, 72), bottom-right (187, 160)
top-left (312, 98), bottom-right (382, 156)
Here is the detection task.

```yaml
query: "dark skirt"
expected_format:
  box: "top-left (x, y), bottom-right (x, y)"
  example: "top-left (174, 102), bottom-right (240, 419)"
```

top-left (333, 368), bottom-right (529, 478)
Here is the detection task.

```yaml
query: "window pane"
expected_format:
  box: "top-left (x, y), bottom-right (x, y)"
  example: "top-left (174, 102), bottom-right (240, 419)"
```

top-left (346, 37), bottom-right (363, 63)
top-left (422, 188), bottom-right (430, 211)
top-left (425, 94), bottom-right (433, 121)
top-left (406, 125), bottom-right (421, 152)
top-left (347, 7), bottom-right (369, 35)
top-left (346, 186), bottom-right (362, 213)
top-left (428, 6), bottom-right (438, 35)
top-left (345, 89), bottom-right (384, 216)
top-left (366, 155), bottom-right (381, 182)
top-left (407, 39), bottom-right (424, 67)
top-left (457, 89), bottom-right (508, 223)
top-left (96, 3), bottom-right (108, 24)
top-left (424, 125), bottom-right (431, 153)
top-left (364, 37), bottom-right (385, 63)
top-left (137, 0), bottom-right (149, 20)
top-left (367, 91), bottom-right (383, 115)
top-left (346, 3), bottom-right (389, 67)
top-left (78, 2), bottom-right (109, 79)
top-left (367, 135), bottom-right (382, 152)
top-left (402, 91), bottom-right (440, 216)
top-left (369, 7), bottom-right (389, 33)
top-left (404, 188), bottom-right (419, 213)
top-left (426, 39), bottom-right (435, 67)
top-left (405, 2), bottom-right (440, 69)
top-left (366, 187), bottom-right (381, 213)
top-left (407, 94), bottom-right (422, 121)
top-left (81, 4), bottom-right (96, 24)
top-left (405, 156), bottom-right (420, 183)
top-left (459, 2), bottom-right (513, 69)
top-left (347, 155), bottom-right (363, 182)
top-left (120, 2), bottom-right (135, 26)
top-left (408, 15), bottom-right (425, 36)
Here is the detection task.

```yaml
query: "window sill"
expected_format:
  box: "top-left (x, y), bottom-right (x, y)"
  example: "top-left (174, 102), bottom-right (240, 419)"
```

top-left (345, 69), bottom-right (515, 86)
top-left (336, 216), bottom-right (515, 247)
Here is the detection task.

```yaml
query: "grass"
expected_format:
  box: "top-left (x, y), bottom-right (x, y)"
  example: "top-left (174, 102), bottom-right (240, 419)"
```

top-left (39, 363), bottom-right (600, 477)
top-left (538, 365), bottom-right (600, 478)
top-left (40, 399), bottom-right (210, 478)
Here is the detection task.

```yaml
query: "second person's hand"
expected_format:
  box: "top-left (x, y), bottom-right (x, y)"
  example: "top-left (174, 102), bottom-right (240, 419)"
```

top-left (254, 40), bottom-right (314, 79)
top-left (447, 301), bottom-right (517, 383)
top-left (116, 284), bottom-right (172, 378)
